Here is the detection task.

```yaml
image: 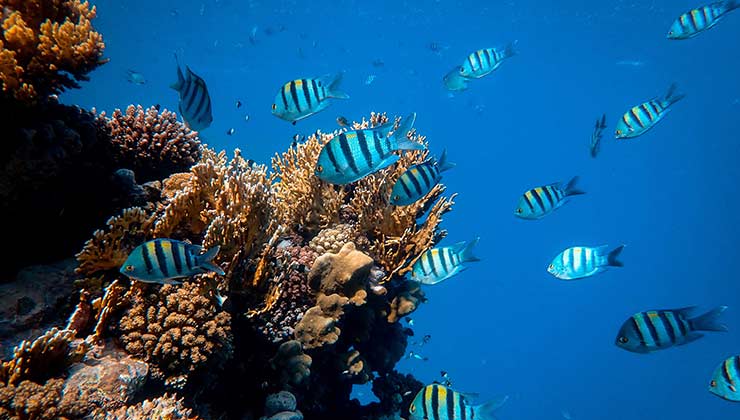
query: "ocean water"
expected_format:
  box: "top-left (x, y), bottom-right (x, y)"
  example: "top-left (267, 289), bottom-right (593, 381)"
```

top-left (62, 0), bottom-right (740, 418)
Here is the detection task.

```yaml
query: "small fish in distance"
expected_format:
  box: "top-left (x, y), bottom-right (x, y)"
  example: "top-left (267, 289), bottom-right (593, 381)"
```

top-left (126, 69), bottom-right (146, 85)
top-left (336, 115), bottom-right (349, 127)
top-left (170, 55), bottom-right (213, 131)
top-left (590, 113), bottom-right (607, 158)
top-left (121, 239), bottom-right (225, 284)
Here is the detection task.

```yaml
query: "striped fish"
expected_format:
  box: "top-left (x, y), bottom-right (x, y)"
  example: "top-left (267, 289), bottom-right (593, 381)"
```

top-left (614, 83), bottom-right (685, 139)
top-left (458, 41), bottom-right (517, 79)
top-left (315, 113), bottom-right (423, 185)
top-left (170, 56), bottom-right (213, 132)
top-left (272, 74), bottom-right (349, 124)
top-left (709, 355), bottom-right (740, 402)
top-left (668, 0), bottom-right (739, 39)
top-left (443, 66), bottom-right (470, 91)
top-left (120, 239), bottom-right (225, 284)
top-left (547, 245), bottom-right (624, 280)
top-left (408, 384), bottom-right (508, 420)
top-left (515, 176), bottom-right (584, 220)
top-left (615, 306), bottom-right (728, 354)
top-left (390, 149), bottom-right (455, 206)
top-left (410, 238), bottom-right (479, 285)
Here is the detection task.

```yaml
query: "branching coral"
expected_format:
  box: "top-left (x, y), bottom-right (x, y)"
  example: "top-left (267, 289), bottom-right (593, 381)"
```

top-left (99, 105), bottom-right (202, 183)
top-left (118, 282), bottom-right (232, 388)
top-left (0, 0), bottom-right (106, 103)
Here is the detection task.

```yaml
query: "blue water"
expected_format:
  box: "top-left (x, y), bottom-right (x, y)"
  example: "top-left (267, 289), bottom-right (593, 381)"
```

top-left (64, 1), bottom-right (740, 418)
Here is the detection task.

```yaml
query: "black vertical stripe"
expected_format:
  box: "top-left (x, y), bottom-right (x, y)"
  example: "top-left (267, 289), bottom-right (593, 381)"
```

top-left (483, 49), bottom-right (492, 69)
top-left (338, 133), bottom-right (360, 175)
top-left (640, 103), bottom-right (654, 121)
top-left (522, 193), bottom-right (535, 211)
top-left (141, 244), bottom-right (154, 274)
top-left (733, 356), bottom-right (740, 382)
top-left (356, 130), bottom-right (373, 167)
top-left (301, 79), bottom-right (312, 109)
top-left (193, 79), bottom-right (210, 117)
top-left (398, 175), bottom-right (413, 198)
top-left (427, 252), bottom-right (439, 277)
top-left (438, 250), bottom-right (449, 274)
top-left (281, 85), bottom-right (289, 110)
top-left (184, 246), bottom-right (194, 271)
top-left (171, 242), bottom-right (183, 274)
top-left (290, 81), bottom-right (302, 113)
top-left (631, 316), bottom-right (647, 345)
top-left (408, 169), bottom-right (424, 195)
top-left (467, 54), bottom-right (475, 72)
top-left (384, 136), bottom-right (392, 153)
top-left (431, 385), bottom-right (440, 420)
top-left (154, 240), bottom-right (170, 278)
top-left (658, 312), bottom-right (676, 343)
top-left (542, 186), bottom-right (555, 208)
top-left (675, 312), bottom-right (689, 336)
top-left (649, 101), bottom-right (662, 116)
top-left (446, 389), bottom-right (455, 420)
top-left (474, 51), bottom-right (483, 72)
top-left (184, 81), bottom-right (200, 111)
top-left (311, 79), bottom-right (321, 102)
top-left (325, 141), bottom-right (342, 173)
top-left (531, 189), bottom-right (546, 212)
top-left (460, 394), bottom-right (466, 420)
top-left (422, 387), bottom-right (429, 420)
top-left (644, 314), bottom-right (661, 346)
top-left (372, 131), bottom-right (385, 158)
top-left (417, 164), bottom-right (432, 189)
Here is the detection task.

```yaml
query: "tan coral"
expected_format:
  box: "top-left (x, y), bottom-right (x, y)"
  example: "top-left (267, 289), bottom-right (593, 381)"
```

top-left (308, 242), bottom-right (373, 305)
top-left (294, 293), bottom-right (348, 349)
top-left (95, 393), bottom-right (201, 420)
top-left (0, 0), bottom-right (106, 103)
top-left (387, 283), bottom-right (425, 323)
top-left (0, 378), bottom-right (66, 420)
top-left (118, 282), bottom-right (232, 388)
top-left (269, 340), bottom-right (312, 389)
top-left (308, 223), bottom-right (360, 254)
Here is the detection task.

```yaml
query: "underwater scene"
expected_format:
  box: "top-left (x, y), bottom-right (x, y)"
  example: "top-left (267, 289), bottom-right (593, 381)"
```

top-left (1, 0), bottom-right (739, 418)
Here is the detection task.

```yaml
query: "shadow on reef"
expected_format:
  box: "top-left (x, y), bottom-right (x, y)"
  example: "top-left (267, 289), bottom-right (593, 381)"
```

top-left (0, 1), bottom-right (456, 419)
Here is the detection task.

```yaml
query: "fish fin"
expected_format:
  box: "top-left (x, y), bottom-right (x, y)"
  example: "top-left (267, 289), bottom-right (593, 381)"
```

top-left (196, 245), bottom-right (226, 276)
top-left (724, 0), bottom-right (740, 12)
top-left (163, 278), bottom-right (183, 285)
top-left (460, 392), bottom-right (480, 402)
top-left (376, 155), bottom-right (399, 170)
top-left (679, 333), bottom-right (705, 345)
top-left (674, 306), bottom-right (700, 318)
top-left (323, 72), bottom-right (350, 99)
top-left (563, 176), bottom-right (585, 196)
top-left (392, 112), bottom-right (418, 143)
top-left (662, 83), bottom-right (685, 108)
top-left (501, 40), bottom-right (518, 59)
top-left (437, 149), bottom-right (456, 173)
top-left (170, 53), bottom-right (185, 91)
top-left (689, 306), bottom-right (729, 332)
top-left (606, 245), bottom-right (625, 267)
top-left (474, 395), bottom-right (509, 420)
top-left (457, 237), bottom-right (481, 263)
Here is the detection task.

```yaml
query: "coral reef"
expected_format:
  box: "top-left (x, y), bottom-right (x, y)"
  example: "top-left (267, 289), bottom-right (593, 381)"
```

top-left (118, 282), bottom-right (232, 388)
top-left (294, 293), bottom-right (348, 350)
top-left (269, 340), bottom-right (312, 390)
top-left (100, 105), bottom-right (202, 183)
top-left (0, 0), bottom-right (106, 103)
top-left (308, 242), bottom-right (374, 306)
top-left (262, 391), bottom-right (302, 420)
top-left (96, 394), bottom-right (201, 420)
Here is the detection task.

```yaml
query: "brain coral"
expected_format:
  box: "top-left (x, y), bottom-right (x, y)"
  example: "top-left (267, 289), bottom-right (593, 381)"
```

top-left (118, 282), bottom-right (232, 388)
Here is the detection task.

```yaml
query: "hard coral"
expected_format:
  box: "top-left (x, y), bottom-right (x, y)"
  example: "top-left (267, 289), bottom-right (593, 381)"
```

top-left (97, 393), bottom-right (201, 420)
top-left (100, 105), bottom-right (202, 183)
top-left (118, 282), bottom-right (232, 388)
top-left (308, 242), bottom-right (373, 306)
top-left (294, 293), bottom-right (348, 350)
top-left (269, 340), bottom-right (312, 389)
top-left (0, 0), bottom-right (106, 103)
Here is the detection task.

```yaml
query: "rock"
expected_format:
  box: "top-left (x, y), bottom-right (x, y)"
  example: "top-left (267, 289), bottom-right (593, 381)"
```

top-left (265, 391), bottom-right (297, 416)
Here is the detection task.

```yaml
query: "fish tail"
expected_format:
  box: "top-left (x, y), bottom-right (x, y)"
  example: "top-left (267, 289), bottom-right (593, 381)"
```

top-left (662, 83), bottom-right (685, 107)
top-left (724, 0), bottom-right (740, 12)
top-left (326, 72), bottom-right (350, 99)
top-left (606, 244), bottom-right (625, 267)
top-left (458, 237), bottom-right (481, 263)
top-left (502, 40), bottom-right (518, 59)
top-left (170, 53), bottom-right (185, 91)
top-left (474, 395), bottom-right (509, 420)
top-left (196, 245), bottom-right (226, 276)
top-left (563, 176), bottom-right (585, 196)
top-left (689, 306), bottom-right (729, 332)
top-left (437, 148), bottom-right (456, 173)
top-left (393, 112), bottom-right (424, 150)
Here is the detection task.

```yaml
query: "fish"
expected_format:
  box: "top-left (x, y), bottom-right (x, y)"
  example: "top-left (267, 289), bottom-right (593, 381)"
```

top-left (315, 113), bottom-right (423, 185)
top-left (615, 83), bottom-right (685, 139)
top-left (443, 67), bottom-right (471, 91)
top-left (390, 149), bottom-right (455, 206)
top-left (615, 306), bottom-right (728, 353)
top-left (410, 238), bottom-right (480, 285)
top-left (170, 55), bottom-right (213, 132)
top-left (407, 351), bottom-right (428, 361)
top-left (120, 239), bottom-right (225, 284)
top-left (337, 116), bottom-right (349, 127)
top-left (590, 114), bottom-right (607, 158)
top-left (514, 176), bottom-right (585, 219)
top-left (215, 292), bottom-right (227, 307)
top-left (236, 100), bottom-right (242, 108)
top-left (616, 59), bottom-right (646, 67)
top-left (248, 25), bottom-right (258, 44)
top-left (547, 245), bottom-right (625, 280)
top-left (709, 355), bottom-right (740, 401)
top-left (126, 69), bottom-right (146, 85)
top-left (244, 115), bottom-right (250, 122)
top-left (405, 316), bottom-right (415, 326)
top-left (271, 74), bottom-right (349, 124)
top-left (408, 384), bottom-right (508, 420)
top-left (458, 41), bottom-right (517, 79)
top-left (667, 0), bottom-right (740, 39)
top-left (365, 74), bottom-right (377, 85)
top-left (226, 128), bottom-right (235, 136)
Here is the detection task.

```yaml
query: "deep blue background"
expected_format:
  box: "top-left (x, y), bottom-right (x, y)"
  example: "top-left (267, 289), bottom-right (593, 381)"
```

top-left (64, 1), bottom-right (740, 418)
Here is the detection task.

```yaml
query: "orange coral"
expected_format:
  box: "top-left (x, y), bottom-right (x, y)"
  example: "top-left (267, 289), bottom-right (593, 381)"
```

top-left (0, 0), bottom-right (106, 103)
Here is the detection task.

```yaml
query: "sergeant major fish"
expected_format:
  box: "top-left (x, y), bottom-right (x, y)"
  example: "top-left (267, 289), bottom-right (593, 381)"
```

top-left (515, 176), bottom-right (585, 219)
top-left (408, 384), bottom-right (508, 420)
top-left (390, 149), bottom-right (455, 206)
top-left (668, 0), bottom-right (739, 39)
top-left (272, 74), bottom-right (349, 125)
top-left (170, 55), bottom-right (213, 132)
top-left (126, 69), bottom-right (146, 85)
top-left (615, 83), bottom-right (685, 139)
top-left (410, 238), bottom-right (480, 285)
top-left (548, 245), bottom-right (624, 280)
top-left (458, 41), bottom-right (517, 79)
top-left (315, 113), bottom-right (423, 184)
top-left (120, 239), bottom-right (225, 284)
top-left (615, 306), bottom-right (728, 353)
top-left (709, 355), bottom-right (740, 402)
top-left (443, 66), bottom-right (471, 91)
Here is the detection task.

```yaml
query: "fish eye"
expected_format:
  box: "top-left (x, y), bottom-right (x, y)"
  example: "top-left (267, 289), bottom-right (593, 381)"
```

top-left (710, 380), bottom-right (717, 388)
top-left (618, 336), bottom-right (628, 344)
top-left (124, 265), bottom-right (135, 272)
top-left (548, 264), bottom-right (554, 270)
top-left (394, 195), bottom-right (400, 201)
top-left (615, 129), bottom-right (621, 135)
top-left (516, 208), bottom-right (522, 214)
top-left (271, 104), bottom-right (276, 111)
top-left (316, 165), bottom-right (323, 173)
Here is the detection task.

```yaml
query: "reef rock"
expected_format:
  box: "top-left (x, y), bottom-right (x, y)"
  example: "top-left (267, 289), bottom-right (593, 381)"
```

top-left (308, 242), bottom-right (373, 305)
top-left (294, 294), bottom-right (348, 350)
top-left (262, 391), bottom-right (303, 420)
top-left (269, 340), bottom-right (312, 389)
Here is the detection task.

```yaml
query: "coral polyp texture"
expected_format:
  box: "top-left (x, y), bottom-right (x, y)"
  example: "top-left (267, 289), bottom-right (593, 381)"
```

top-left (0, 0), bottom-right (106, 103)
